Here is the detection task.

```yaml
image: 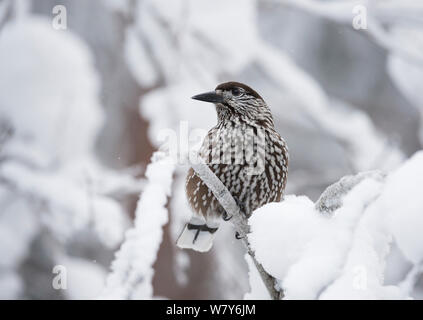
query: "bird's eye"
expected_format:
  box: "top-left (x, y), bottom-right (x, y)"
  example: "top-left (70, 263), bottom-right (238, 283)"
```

top-left (231, 88), bottom-right (241, 96)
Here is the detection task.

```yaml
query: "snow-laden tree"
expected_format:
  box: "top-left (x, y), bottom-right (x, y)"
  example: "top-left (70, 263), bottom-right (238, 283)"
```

top-left (1, 0), bottom-right (423, 299)
top-left (248, 151), bottom-right (423, 299)
top-left (0, 8), bottom-right (141, 299)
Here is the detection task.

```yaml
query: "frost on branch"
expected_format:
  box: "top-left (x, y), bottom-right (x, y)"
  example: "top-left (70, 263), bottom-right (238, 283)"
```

top-left (247, 151), bottom-right (423, 299)
top-left (100, 152), bottom-right (175, 300)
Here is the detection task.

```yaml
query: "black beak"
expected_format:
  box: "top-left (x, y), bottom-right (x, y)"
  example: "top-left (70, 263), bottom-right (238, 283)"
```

top-left (191, 91), bottom-right (223, 104)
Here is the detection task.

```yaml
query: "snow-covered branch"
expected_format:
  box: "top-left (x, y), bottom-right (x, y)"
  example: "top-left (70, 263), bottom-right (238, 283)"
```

top-left (248, 151), bottom-right (423, 299)
top-left (315, 171), bottom-right (385, 216)
top-left (100, 152), bottom-right (175, 299)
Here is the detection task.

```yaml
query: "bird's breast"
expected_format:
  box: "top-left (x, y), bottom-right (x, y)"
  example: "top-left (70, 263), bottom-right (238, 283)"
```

top-left (186, 122), bottom-right (288, 218)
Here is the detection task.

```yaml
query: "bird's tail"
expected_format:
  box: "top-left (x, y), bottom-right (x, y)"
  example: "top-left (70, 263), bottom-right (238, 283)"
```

top-left (176, 216), bottom-right (219, 252)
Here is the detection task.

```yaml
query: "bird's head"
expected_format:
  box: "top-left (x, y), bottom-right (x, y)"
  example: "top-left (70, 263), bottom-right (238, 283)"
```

top-left (192, 81), bottom-right (274, 127)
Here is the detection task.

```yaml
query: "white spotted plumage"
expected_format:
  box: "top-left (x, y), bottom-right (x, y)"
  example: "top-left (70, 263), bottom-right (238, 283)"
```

top-left (179, 82), bottom-right (288, 252)
top-left (186, 82), bottom-right (288, 219)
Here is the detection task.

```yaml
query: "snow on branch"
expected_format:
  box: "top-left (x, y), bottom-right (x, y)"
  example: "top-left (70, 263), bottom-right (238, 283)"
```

top-left (100, 152), bottom-right (175, 299)
top-left (191, 157), bottom-right (283, 300)
top-left (315, 171), bottom-right (385, 216)
top-left (247, 151), bottom-right (423, 299)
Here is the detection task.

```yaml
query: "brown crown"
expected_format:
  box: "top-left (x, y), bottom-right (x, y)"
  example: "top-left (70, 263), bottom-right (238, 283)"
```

top-left (215, 81), bottom-right (263, 100)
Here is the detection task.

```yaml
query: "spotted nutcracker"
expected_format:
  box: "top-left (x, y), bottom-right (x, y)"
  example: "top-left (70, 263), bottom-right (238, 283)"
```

top-left (177, 82), bottom-right (288, 252)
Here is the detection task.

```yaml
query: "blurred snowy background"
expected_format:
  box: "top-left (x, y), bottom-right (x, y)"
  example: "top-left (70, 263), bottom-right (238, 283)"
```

top-left (0, 0), bottom-right (422, 299)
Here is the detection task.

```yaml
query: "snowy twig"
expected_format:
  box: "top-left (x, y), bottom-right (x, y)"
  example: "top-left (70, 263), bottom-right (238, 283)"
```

top-left (100, 152), bottom-right (175, 299)
top-left (191, 157), bottom-right (283, 300)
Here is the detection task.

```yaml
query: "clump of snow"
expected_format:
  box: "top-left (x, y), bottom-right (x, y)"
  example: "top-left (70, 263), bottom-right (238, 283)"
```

top-left (249, 196), bottom-right (320, 281)
top-left (382, 152), bottom-right (423, 264)
top-left (247, 151), bottom-right (423, 299)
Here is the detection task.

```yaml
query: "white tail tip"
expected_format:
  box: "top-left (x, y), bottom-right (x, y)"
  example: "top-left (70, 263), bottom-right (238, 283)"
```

top-left (176, 217), bottom-right (219, 252)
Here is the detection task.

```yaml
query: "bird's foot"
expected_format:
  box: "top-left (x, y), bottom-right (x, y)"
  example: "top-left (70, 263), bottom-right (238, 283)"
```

top-left (222, 211), bottom-right (232, 221)
top-left (235, 231), bottom-right (245, 240)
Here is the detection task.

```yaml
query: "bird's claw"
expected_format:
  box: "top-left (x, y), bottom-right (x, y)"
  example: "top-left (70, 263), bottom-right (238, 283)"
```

top-left (235, 231), bottom-right (244, 240)
top-left (222, 211), bottom-right (232, 221)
